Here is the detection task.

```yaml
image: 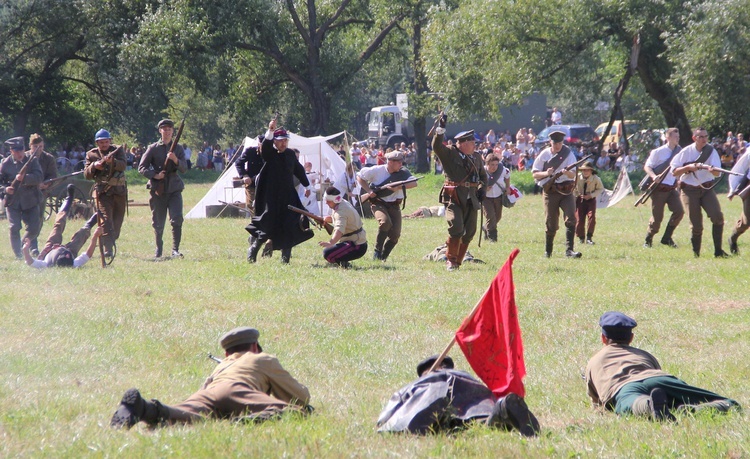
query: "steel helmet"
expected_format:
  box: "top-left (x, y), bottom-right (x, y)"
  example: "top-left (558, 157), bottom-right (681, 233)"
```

top-left (95, 129), bottom-right (111, 141)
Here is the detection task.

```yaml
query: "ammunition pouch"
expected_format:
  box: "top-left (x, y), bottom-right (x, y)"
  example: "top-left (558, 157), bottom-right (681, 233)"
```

top-left (554, 181), bottom-right (576, 195)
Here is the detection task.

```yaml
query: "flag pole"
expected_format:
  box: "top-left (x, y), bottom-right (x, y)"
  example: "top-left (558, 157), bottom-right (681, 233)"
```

top-left (426, 290), bottom-right (489, 374)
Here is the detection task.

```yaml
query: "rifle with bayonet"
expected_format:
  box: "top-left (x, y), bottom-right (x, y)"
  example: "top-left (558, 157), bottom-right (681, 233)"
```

top-left (634, 166), bottom-right (672, 207)
top-left (542, 154), bottom-right (594, 194)
top-left (287, 205), bottom-right (334, 235)
top-left (361, 177), bottom-right (422, 203)
top-left (154, 119), bottom-right (184, 196)
top-left (3, 144), bottom-right (43, 207)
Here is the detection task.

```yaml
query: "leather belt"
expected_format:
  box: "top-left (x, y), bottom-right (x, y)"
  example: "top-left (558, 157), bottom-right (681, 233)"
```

top-left (444, 180), bottom-right (479, 188)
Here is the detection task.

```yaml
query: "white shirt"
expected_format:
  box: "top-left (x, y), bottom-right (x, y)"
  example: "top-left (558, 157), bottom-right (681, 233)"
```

top-left (551, 110), bottom-right (562, 124)
top-left (485, 166), bottom-right (510, 198)
top-left (645, 144), bottom-right (681, 186)
top-left (357, 165), bottom-right (410, 201)
top-left (670, 143), bottom-right (720, 186)
top-left (532, 147), bottom-right (577, 186)
top-left (32, 253), bottom-right (90, 269)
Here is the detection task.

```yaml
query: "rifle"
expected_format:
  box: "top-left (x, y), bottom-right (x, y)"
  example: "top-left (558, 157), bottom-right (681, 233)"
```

top-left (42, 170), bottom-right (83, 186)
top-left (634, 166), bottom-right (672, 207)
top-left (541, 154), bottom-right (593, 194)
top-left (208, 353), bottom-right (223, 364)
top-left (361, 177), bottom-right (422, 203)
top-left (691, 163), bottom-right (742, 177)
top-left (287, 205), bottom-right (334, 235)
top-left (154, 119), bottom-right (185, 196)
top-left (4, 144), bottom-right (42, 207)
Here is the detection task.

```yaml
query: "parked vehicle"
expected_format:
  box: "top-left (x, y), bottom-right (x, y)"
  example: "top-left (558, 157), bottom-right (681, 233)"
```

top-left (534, 124), bottom-right (597, 148)
top-left (595, 120), bottom-right (640, 146)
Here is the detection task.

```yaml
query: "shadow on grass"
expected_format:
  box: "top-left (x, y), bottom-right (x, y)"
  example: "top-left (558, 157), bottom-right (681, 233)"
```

top-left (309, 262), bottom-right (397, 271)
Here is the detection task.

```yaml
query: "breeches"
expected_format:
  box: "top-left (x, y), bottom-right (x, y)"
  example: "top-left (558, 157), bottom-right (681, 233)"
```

top-left (41, 210), bottom-right (90, 257)
top-left (323, 241), bottom-right (367, 263)
top-left (614, 376), bottom-right (737, 415)
top-left (648, 188), bottom-right (683, 235)
top-left (371, 202), bottom-right (402, 244)
top-left (245, 187), bottom-right (256, 217)
top-left (95, 190), bottom-right (127, 250)
top-left (445, 202), bottom-right (478, 244)
top-left (543, 191), bottom-right (576, 235)
top-left (575, 197), bottom-right (596, 238)
top-left (7, 205), bottom-right (41, 251)
top-left (732, 196), bottom-right (750, 236)
top-left (150, 191), bottom-right (183, 234)
top-left (680, 187), bottom-right (723, 236)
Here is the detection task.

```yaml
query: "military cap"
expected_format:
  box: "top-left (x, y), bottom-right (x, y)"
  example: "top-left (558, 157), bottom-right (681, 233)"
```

top-left (219, 326), bottom-right (260, 350)
top-left (454, 130), bottom-right (475, 142)
top-left (273, 128), bottom-right (290, 140)
top-left (549, 130), bottom-right (566, 143)
top-left (157, 119), bottom-right (175, 129)
top-left (416, 354), bottom-right (455, 377)
top-left (385, 150), bottom-right (404, 162)
top-left (4, 136), bottom-right (24, 151)
top-left (599, 311), bottom-right (637, 341)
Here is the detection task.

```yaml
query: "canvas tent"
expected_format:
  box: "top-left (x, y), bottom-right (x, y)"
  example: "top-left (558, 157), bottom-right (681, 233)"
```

top-left (185, 131), bottom-right (349, 219)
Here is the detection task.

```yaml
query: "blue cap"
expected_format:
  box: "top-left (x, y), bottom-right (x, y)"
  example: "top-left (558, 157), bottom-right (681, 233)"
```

top-left (599, 311), bottom-right (637, 341)
top-left (454, 130), bottom-right (475, 142)
top-left (95, 129), bottom-right (111, 141)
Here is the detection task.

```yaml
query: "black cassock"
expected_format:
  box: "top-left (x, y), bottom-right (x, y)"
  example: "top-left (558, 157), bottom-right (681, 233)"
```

top-left (245, 138), bottom-right (313, 250)
top-left (376, 370), bottom-right (496, 434)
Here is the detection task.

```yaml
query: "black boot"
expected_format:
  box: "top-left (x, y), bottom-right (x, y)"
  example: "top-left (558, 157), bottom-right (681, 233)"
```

top-left (280, 247), bottom-right (291, 264)
top-left (660, 225), bottom-right (678, 248)
top-left (171, 226), bottom-right (183, 257)
top-left (381, 240), bottom-right (397, 261)
top-left (691, 235), bottom-right (701, 257)
top-left (154, 232), bottom-right (164, 258)
top-left (110, 388), bottom-right (168, 429)
top-left (544, 233), bottom-right (554, 258)
top-left (58, 184), bottom-right (77, 215)
top-left (373, 232), bottom-right (387, 261)
top-left (565, 228), bottom-right (582, 258)
top-left (729, 232), bottom-right (740, 255)
top-left (644, 234), bottom-right (653, 248)
top-left (486, 393), bottom-right (540, 437)
top-left (83, 213), bottom-right (99, 231)
top-left (247, 237), bottom-right (264, 263)
top-left (488, 229), bottom-right (498, 242)
top-left (713, 224), bottom-right (729, 257)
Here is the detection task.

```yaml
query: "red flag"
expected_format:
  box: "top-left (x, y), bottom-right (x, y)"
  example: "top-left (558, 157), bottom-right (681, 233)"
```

top-left (455, 248), bottom-right (526, 398)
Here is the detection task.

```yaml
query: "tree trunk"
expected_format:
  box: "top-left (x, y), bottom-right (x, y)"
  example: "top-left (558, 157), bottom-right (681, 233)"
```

top-left (412, 14), bottom-right (430, 173)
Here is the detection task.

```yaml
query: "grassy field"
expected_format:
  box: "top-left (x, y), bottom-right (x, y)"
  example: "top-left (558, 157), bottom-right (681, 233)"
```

top-left (1, 169), bottom-right (748, 458)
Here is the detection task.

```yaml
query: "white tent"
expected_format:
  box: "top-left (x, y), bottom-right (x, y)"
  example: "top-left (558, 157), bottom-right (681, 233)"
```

top-left (185, 131), bottom-right (347, 219)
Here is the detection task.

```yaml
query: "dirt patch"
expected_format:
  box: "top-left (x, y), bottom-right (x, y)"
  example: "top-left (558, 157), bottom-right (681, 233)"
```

top-left (696, 300), bottom-right (750, 312)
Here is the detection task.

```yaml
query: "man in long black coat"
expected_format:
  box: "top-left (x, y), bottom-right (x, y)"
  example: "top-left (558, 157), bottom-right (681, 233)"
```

top-left (246, 119), bottom-right (313, 263)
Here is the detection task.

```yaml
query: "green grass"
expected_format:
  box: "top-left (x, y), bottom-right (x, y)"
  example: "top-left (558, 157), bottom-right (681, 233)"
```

top-left (1, 168), bottom-right (748, 458)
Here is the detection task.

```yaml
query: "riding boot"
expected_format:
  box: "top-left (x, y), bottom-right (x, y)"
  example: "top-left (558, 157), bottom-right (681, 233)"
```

top-left (11, 237), bottom-right (22, 259)
top-left (488, 229), bottom-right (498, 242)
top-left (445, 237), bottom-right (461, 270)
top-left (83, 213), bottom-right (99, 230)
top-left (154, 231), bottom-right (164, 258)
top-left (280, 247), bottom-right (291, 264)
top-left (59, 184), bottom-right (76, 215)
top-left (456, 242), bottom-right (469, 265)
top-left (545, 233), bottom-right (554, 258)
top-left (712, 224), bottom-right (729, 257)
top-left (728, 231), bottom-right (740, 255)
top-left (171, 225), bottom-right (182, 253)
top-left (381, 240), bottom-right (397, 261)
top-left (373, 232), bottom-right (388, 260)
top-left (247, 237), bottom-right (265, 263)
top-left (261, 240), bottom-right (274, 258)
top-left (660, 224), bottom-right (678, 248)
top-left (565, 227), bottom-right (582, 258)
top-left (691, 235), bottom-right (701, 257)
top-left (644, 234), bottom-right (653, 248)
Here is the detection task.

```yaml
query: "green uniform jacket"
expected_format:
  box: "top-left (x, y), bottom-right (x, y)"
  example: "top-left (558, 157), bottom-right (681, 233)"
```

top-left (431, 133), bottom-right (487, 209)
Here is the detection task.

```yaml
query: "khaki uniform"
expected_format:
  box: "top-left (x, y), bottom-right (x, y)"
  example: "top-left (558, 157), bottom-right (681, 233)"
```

top-left (644, 145), bottom-right (684, 239)
top-left (482, 165), bottom-right (509, 241)
top-left (323, 200), bottom-right (367, 264)
top-left (30, 149), bottom-right (57, 252)
top-left (432, 133), bottom-right (487, 267)
top-left (169, 351), bottom-right (310, 421)
top-left (84, 145), bottom-right (127, 253)
top-left (573, 172), bottom-right (603, 240)
top-left (728, 152), bottom-right (750, 251)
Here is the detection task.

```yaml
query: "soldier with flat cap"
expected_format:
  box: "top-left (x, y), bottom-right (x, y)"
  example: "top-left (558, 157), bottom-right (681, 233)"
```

top-left (1, 136), bottom-right (43, 258)
top-left (532, 129), bottom-right (581, 258)
top-left (111, 326), bottom-right (311, 429)
top-left (138, 119), bottom-right (188, 258)
top-left (431, 117), bottom-right (487, 271)
top-left (585, 311), bottom-right (739, 421)
top-left (84, 128), bottom-right (128, 258)
top-left (27, 133), bottom-right (57, 256)
top-left (357, 149), bottom-right (417, 261)
top-left (377, 355), bottom-right (540, 436)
